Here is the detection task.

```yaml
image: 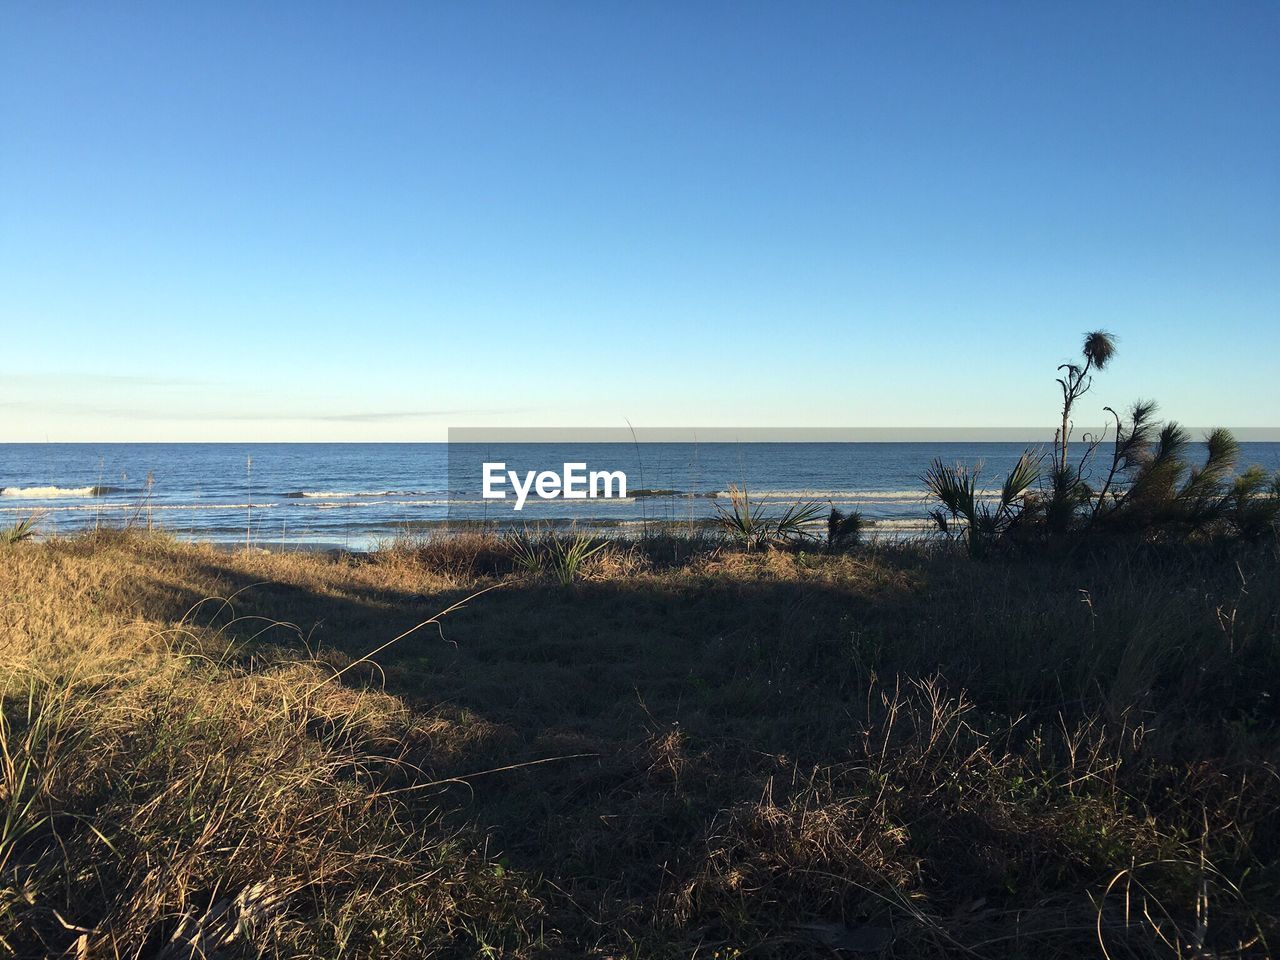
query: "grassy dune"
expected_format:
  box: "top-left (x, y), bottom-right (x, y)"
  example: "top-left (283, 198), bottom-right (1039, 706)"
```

top-left (2, 530), bottom-right (1278, 957)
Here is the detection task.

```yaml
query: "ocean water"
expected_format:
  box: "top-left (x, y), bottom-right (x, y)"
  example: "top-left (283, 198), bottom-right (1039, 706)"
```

top-left (3, 442), bottom-right (1278, 550)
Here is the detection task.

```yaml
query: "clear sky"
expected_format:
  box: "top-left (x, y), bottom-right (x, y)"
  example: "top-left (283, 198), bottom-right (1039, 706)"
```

top-left (2, 2), bottom-right (1277, 441)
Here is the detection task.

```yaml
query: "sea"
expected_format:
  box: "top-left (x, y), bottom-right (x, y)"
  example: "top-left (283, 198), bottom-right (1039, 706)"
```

top-left (3, 442), bottom-right (1278, 551)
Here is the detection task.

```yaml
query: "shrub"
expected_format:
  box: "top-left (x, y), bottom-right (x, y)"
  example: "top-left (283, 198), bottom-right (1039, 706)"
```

top-left (0, 513), bottom-right (45, 547)
top-left (504, 528), bottom-right (610, 584)
top-left (924, 452), bottom-right (1039, 557)
top-left (826, 507), bottom-right (865, 550)
top-left (926, 333), bottom-right (1280, 554)
top-left (715, 485), bottom-right (825, 551)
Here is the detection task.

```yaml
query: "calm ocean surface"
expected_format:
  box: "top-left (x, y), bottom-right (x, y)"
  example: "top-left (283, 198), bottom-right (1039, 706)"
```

top-left (4, 442), bottom-right (1278, 550)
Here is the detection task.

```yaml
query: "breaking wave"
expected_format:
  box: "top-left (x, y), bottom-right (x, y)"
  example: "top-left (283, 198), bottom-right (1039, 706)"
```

top-left (283, 490), bottom-right (434, 499)
top-left (1, 485), bottom-right (123, 499)
top-left (711, 489), bottom-right (997, 501)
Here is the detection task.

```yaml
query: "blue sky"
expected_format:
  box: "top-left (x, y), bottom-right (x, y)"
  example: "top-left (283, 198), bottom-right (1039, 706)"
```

top-left (2, 2), bottom-right (1277, 441)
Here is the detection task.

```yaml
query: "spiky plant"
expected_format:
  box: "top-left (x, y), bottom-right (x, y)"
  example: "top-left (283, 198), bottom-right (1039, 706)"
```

top-left (714, 485), bottom-right (766, 549)
top-left (714, 486), bottom-right (824, 550)
top-left (546, 532), bottom-right (609, 586)
top-left (1088, 400), bottom-right (1160, 524)
top-left (772, 500), bottom-right (827, 543)
top-left (505, 528), bottom-right (609, 584)
top-left (505, 528), bottom-right (545, 576)
top-left (1, 513), bottom-right (45, 547)
top-left (922, 332), bottom-right (1276, 550)
top-left (1177, 428), bottom-right (1241, 526)
top-left (1226, 466), bottom-right (1280, 540)
top-left (924, 452), bottom-right (1040, 557)
top-left (827, 508), bottom-right (865, 550)
top-left (1091, 424), bottom-right (1270, 539)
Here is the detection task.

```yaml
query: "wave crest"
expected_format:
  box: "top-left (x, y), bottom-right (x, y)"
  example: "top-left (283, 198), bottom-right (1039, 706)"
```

top-left (283, 490), bottom-right (433, 499)
top-left (1, 485), bottom-right (112, 499)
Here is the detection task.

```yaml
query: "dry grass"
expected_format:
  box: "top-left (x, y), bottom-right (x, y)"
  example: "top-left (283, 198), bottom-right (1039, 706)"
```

top-left (2, 528), bottom-right (1277, 957)
top-left (0, 531), bottom-right (536, 957)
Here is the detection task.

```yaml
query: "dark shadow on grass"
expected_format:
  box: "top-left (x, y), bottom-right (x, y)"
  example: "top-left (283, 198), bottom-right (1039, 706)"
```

top-left (114, 542), bottom-right (1280, 957)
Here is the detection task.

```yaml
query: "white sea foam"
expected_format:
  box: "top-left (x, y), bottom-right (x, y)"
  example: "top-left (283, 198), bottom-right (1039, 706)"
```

top-left (712, 489), bottom-right (999, 501)
top-left (2, 486), bottom-right (96, 499)
top-left (0, 502), bottom-right (279, 513)
top-left (289, 490), bottom-right (435, 499)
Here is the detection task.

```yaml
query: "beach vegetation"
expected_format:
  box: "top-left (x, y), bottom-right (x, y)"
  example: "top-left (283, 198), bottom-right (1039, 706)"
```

top-left (924, 452), bottom-right (1040, 557)
top-left (0, 513), bottom-right (45, 547)
top-left (2, 530), bottom-right (1277, 956)
top-left (502, 528), bottom-right (611, 585)
top-left (926, 332), bottom-right (1280, 555)
top-left (714, 485), bottom-right (825, 550)
top-left (825, 506), bottom-right (865, 550)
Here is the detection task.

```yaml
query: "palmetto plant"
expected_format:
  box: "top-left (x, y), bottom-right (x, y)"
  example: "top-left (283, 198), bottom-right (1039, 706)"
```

top-left (505, 529), bottom-right (545, 576)
top-left (546, 532), bottom-right (609, 586)
top-left (714, 485), bottom-right (764, 547)
top-left (505, 528), bottom-right (609, 584)
top-left (924, 452), bottom-right (1040, 556)
top-left (826, 507), bottom-right (865, 550)
top-left (1, 513), bottom-right (45, 547)
top-left (714, 485), bottom-right (825, 550)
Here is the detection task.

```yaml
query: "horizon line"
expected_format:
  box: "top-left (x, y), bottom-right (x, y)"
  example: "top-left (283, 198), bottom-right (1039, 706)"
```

top-left (5, 427), bottom-right (1280, 445)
